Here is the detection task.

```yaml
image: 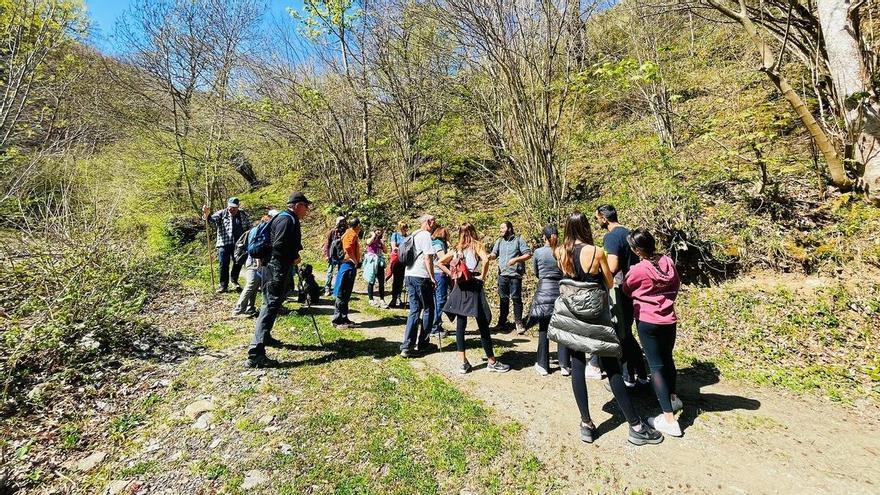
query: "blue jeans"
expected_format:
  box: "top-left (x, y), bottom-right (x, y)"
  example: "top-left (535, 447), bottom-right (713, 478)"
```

top-left (400, 276), bottom-right (435, 351)
top-left (432, 272), bottom-right (449, 332)
top-left (217, 244), bottom-right (243, 289)
top-left (497, 275), bottom-right (523, 325)
top-left (324, 261), bottom-right (338, 290)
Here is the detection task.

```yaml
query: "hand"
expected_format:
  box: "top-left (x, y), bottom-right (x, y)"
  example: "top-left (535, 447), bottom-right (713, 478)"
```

top-left (293, 257), bottom-right (301, 265)
top-left (507, 259), bottom-right (517, 267)
top-left (429, 277), bottom-right (437, 287)
top-left (202, 205), bottom-right (211, 217)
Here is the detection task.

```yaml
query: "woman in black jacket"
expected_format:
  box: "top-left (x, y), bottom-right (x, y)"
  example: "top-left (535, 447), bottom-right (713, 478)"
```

top-left (526, 225), bottom-right (570, 376)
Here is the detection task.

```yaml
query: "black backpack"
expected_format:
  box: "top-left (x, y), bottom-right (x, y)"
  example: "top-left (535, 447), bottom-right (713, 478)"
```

top-left (328, 237), bottom-right (345, 263)
top-left (233, 228), bottom-right (252, 264)
top-left (398, 231), bottom-right (420, 267)
top-left (248, 211), bottom-right (291, 260)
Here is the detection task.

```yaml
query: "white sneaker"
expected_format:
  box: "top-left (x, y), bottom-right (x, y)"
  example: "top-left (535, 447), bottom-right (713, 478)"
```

top-left (378, 299), bottom-right (389, 309)
top-left (534, 363), bottom-right (549, 376)
top-left (368, 298), bottom-right (377, 307)
top-left (650, 414), bottom-right (682, 437)
top-left (585, 365), bottom-right (602, 380)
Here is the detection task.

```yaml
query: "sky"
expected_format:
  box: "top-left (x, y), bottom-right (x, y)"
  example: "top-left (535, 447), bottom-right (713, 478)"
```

top-left (84, 0), bottom-right (305, 52)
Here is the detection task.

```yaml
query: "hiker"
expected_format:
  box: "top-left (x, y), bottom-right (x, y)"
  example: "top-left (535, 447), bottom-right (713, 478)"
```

top-left (596, 204), bottom-right (650, 387)
top-left (233, 210), bottom-right (279, 317)
top-left (525, 225), bottom-right (569, 376)
top-left (203, 197), bottom-right (251, 293)
top-left (331, 218), bottom-right (362, 328)
top-left (399, 214), bottom-right (438, 357)
top-left (624, 228), bottom-right (683, 437)
top-left (363, 226), bottom-right (388, 308)
top-left (430, 226), bottom-right (451, 337)
top-left (246, 192), bottom-right (311, 368)
top-left (388, 221), bottom-right (409, 308)
top-left (440, 223), bottom-right (510, 374)
top-left (549, 212), bottom-right (662, 445)
top-left (489, 221), bottom-right (532, 334)
top-left (322, 216), bottom-right (347, 294)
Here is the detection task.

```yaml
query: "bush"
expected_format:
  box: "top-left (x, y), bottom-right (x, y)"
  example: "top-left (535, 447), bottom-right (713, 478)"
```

top-left (0, 226), bottom-right (180, 414)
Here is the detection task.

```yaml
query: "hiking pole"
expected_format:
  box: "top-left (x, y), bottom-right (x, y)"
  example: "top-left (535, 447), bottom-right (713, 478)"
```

top-left (309, 313), bottom-right (325, 347)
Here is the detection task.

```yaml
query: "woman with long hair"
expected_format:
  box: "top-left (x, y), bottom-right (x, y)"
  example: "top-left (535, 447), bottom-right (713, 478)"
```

top-left (431, 226), bottom-right (451, 336)
top-left (525, 225), bottom-right (569, 376)
top-left (440, 223), bottom-right (510, 374)
top-left (552, 212), bottom-right (662, 445)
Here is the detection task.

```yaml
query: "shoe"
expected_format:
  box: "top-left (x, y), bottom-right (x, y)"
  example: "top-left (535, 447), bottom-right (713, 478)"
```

top-left (560, 366), bottom-right (571, 377)
top-left (233, 284), bottom-right (243, 293)
top-left (486, 360), bottom-right (510, 373)
top-left (400, 349), bottom-right (417, 358)
top-left (623, 379), bottom-right (637, 388)
top-left (585, 365), bottom-right (603, 380)
top-left (489, 324), bottom-right (506, 333)
top-left (332, 322), bottom-right (351, 329)
top-left (534, 363), bottom-right (549, 376)
top-left (232, 310), bottom-right (247, 318)
top-left (647, 414), bottom-right (682, 437)
top-left (515, 322), bottom-right (527, 335)
top-left (216, 287), bottom-right (228, 294)
top-left (418, 342), bottom-right (439, 353)
top-left (378, 299), bottom-right (389, 309)
top-left (245, 355), bottom-right (278, 369)
top-left (550, 357), bottom-right (559, 365)
top-left (246, 310), bottom-right (259, 319)
top-left (459, 362), bottom-right (473, 374)
top-left (263, 335), bottom-right (285, 348)
top-left (580, 422), bottom-right (596, 443)
top-left (368, 298), bottom-right (378, 307)
top-left (671, 396), bottom-right (684, 413)
top-left (628, 422), bottom-right (664, 446)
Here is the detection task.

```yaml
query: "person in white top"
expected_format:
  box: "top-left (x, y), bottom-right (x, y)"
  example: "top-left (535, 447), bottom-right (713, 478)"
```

top-left (399, 214), bottom-right (438, 357)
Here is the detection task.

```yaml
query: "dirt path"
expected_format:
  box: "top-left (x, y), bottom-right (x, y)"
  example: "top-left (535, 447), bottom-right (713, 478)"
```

top-left (340, 301), bottom-right (880, 495)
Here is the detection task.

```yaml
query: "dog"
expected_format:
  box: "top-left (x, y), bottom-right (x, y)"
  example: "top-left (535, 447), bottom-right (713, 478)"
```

top-left (297, 264), bottom-right (321, 307)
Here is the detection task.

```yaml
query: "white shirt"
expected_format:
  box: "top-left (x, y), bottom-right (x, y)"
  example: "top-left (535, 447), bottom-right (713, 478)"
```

top-left (404, 230), bottom-right (437, 279)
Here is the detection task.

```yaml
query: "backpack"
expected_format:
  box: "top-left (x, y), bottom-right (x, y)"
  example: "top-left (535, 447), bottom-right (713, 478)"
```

top-left (328, 237), bottom-right (345, 264)
top-left (397, 231), bottom-right (420, 268)
top-left (233, 228), bottom-right (252, 265)
top-left (449, 252), bottom-right (473, 283)
top-left (248, 211), bottom-right (291, 260)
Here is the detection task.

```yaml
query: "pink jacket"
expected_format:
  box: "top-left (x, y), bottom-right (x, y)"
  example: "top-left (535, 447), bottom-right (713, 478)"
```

top-left (623, 255), bottom-right (680, 325)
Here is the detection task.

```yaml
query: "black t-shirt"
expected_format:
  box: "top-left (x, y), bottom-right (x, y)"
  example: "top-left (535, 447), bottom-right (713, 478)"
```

top-left (602, 225), bottom-right (634, 283)
top-left (270, 212), bottom-right (303, 266)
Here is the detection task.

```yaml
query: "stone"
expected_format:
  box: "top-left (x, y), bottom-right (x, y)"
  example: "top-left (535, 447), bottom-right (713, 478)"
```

top-left (184, 400), bottom-right (215, 420)
top-left (65, 451), bottom-right (107, 472)
top-left (258, 414), bottom-right (275, 426)
top-left (192, 413), bottom-right (212, 430)
top-left (279, 443), bottom-right (293, 455)
top-left (209, 437), bottom-right (222, 449)
top-left (241, 470), bottom-right (268, 490)
top-left (105, 480), bottom-right (131, 495)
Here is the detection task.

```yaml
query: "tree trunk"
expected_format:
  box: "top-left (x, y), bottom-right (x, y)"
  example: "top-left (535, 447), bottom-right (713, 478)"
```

top-left (817, 0), bottom-right (880, 200)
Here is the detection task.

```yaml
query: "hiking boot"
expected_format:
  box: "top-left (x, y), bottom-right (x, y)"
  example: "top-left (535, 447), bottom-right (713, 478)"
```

top-left (216, 286), bottom-right (228, 294)
top-left (459, 362), bottom-right (473, 374)
top-left (418, 342), bottom-right (439, 354)
top-left (486, 360), bottom-right (510, 373)
top-left (580, 422), bottom-right (597, 443)
top-left (400, 348), bottom-right (418, 358)
top-left (263, 335), bottom-right (285, 348)
top-left (233, 284), bottom-right (243, 293)
top-left (647, 414), bottom-right (682, 437)
top-left (671, 396), bottom-right (684, 413)
top-left (515, 321), bottom-right (527, 335)
top-left (560, 366), bottom-right (571, 377)
top-left (627, 422), bottom-right (664, 446)
top-left (245, 355), bottom-right (278, 369)
top-left (534, 363), bottom-right (549, 376)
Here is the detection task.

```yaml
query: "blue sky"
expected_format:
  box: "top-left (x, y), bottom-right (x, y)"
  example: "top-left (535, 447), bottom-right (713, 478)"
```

top-left (84, 0), bottom-right (305, 52)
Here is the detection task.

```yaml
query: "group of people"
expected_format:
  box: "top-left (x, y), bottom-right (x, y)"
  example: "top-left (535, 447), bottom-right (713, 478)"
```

top-left (203, 193), bottom-right (683, 445)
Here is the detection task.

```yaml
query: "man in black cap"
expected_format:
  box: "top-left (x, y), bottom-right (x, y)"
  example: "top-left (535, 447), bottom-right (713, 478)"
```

top-left (246, 191), bottom-right (311, 368)
top-left (203, 197), bottom-right (250, 293)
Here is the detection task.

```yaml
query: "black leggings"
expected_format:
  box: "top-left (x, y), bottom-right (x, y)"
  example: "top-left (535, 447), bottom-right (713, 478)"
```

top-left (455, 315), bottom-right (495, 358)
top-left (367, 276), bottom-right (385, 300)
top-left (536, 318), bottom-right (568, 369)
top-left (638, 321), bottom-right (677, 413)
top-left (570, 350), bottom-right (641, 427)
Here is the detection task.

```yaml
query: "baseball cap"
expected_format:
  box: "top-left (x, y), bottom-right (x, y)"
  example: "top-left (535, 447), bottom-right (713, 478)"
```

top-left (287, 191), bottom-right (312, 205)
top-left (227, 197), bottom-right (240, 207)
top-left (267, 209), bottom-right (279, 217)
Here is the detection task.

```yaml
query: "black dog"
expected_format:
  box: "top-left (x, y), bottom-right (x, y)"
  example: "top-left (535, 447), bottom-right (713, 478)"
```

top-left (297, 264), bottom-right (321, 307)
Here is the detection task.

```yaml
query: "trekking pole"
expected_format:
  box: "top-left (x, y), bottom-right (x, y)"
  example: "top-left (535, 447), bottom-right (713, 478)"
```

top-left (309, 313), bottom-right (325, 347)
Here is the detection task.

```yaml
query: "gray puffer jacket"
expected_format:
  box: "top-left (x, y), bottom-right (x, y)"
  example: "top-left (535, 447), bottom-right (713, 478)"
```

top-left (548, 279), bottom-right (620, 358)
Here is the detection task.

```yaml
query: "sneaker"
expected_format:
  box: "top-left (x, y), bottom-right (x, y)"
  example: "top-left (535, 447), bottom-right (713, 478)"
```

top-left (580, 422), bottom-right (596, 443)
top-left (368, 298), bottom-right (378, 307)
top-left (628, 422), bottom-right (664, 446)
top-left (623, 379), bottom-right (637, 388)
top-left (459, 362), bottom-right (473, 374)
top-left (333, 322), bottom-right (351, 329)
top-left (418, 342), bottom-right (439, 354)
top-left (400, 349), bottom-right (414, 358)
top-left (585, 365), bottom-right (603, 380)
top-left (216, 287), bottom-right (228, 294)
top-left (515, 321), bottom-right (527, 335)
top-left (378, 299), bottom-right (389, 309)
top-left (233, 284), bottom-right (243, 293)
top-left (263, 335), bottom-right (285, 348)
top-left (486, 360), bottom-right (511, 373)
top-left (671, 396), bottom-right (684, 413)
top-left (560, 366), bottom-right (571, 377)
top-left (534, 363), bottom-right (549, 376)
top-left (647, 414), bottom-right (682, 437)
top-left (245, 355), bottom-right (278, 369)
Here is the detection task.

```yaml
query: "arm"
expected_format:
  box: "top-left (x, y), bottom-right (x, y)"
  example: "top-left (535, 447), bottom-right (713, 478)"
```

top-left (488, 239), bottom-right (499, 260)
top-left (532, 253), bottom-right (540, 279)
top-left (436, 250), bottom-right (453, 277)
top-left (606, 254), bottom-right (620, 276)
top-left (622, 265), bottom-right (639, 297)
top-left (365, 232), bottom-right (377, 245)
top-left (479, 248), bottom-right (490, 280)
top-left (507, 237), bottom-right (532, 266)
top-left (597, 250), bottom-right (614, 289)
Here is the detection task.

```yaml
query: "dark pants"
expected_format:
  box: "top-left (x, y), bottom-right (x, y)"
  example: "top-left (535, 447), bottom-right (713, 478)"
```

top-left (249, 260), bottom-right (293, 358)
top-left (432, 272), bottom-right (449, 332)
top-left (570, 349), bottom-right (641, 427)
top-left (332, 262), bottom-right (356, 324)
top-left (455, 313), bottom-right (494, 357)
top-left (400, 276), bottom-right (435, 351)
top-left (218, 244), bottom-right (243, 289)
top-left (367, 274), bottom-right (385, 300)
top-left (497, 275), bottom-right (523, 326)
top-left (614, 288), bottom-right (648, 383)
top-left (536, 318), bottom-right (568, 370)
top-left (390, 262), bottom-right (406, 305)
top-left (638, 321), bottom-right (678, 413)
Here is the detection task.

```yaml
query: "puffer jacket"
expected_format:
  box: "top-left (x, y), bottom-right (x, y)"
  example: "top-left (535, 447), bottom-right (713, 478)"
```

top-left (548, 279), bottom-right (620, 357)
top-left (525, 277), bottom-right (561, 328)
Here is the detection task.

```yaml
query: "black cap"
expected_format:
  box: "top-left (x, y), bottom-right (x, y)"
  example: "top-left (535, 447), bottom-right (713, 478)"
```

top-left (287, 191), bottom-right (312, 205)
top-left (543, 224), bottom-right (558, 238)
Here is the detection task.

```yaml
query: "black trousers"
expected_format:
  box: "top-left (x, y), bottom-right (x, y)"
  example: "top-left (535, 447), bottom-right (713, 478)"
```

top-left (249, 260), bottom-right (293, 358)
top-left (638, 321), bottom-right (678, 413)
top-left (332, 263), bottom-right (356, 324)
top-left (570, 350), bottom-right (641, 427)
top-left (536, 318), bottom-right (568, 369)
top-left (614, 288), bottom-right (648, 382)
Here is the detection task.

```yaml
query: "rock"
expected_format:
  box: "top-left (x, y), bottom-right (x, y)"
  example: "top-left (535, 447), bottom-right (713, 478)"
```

top-left (209, 437), bottom-right (222, 449)
top-left (279, 443), bottom-right (293, 455)
top-left (105, 480), bottom-right (131, 495)
top-left (241, 470), bottom-right (268, 490)
top-left (64, 451), bottom-right (107, 472)
top-left (460, 489), bottom-right (477, 495)
top-left (192, 413), bottom-right (212, 430)
top-left (184, 400), bottom-right (215, 420)
top-left (388, 376), bottom-right (399, 384)
top-left (258, 414), bottom-right (275, 426)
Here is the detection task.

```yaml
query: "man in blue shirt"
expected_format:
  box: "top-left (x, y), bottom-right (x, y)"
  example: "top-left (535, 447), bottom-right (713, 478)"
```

top-left (489, 221), bottom-right (532, 334)
top-left (203, 197), bottom-right (250, 293)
